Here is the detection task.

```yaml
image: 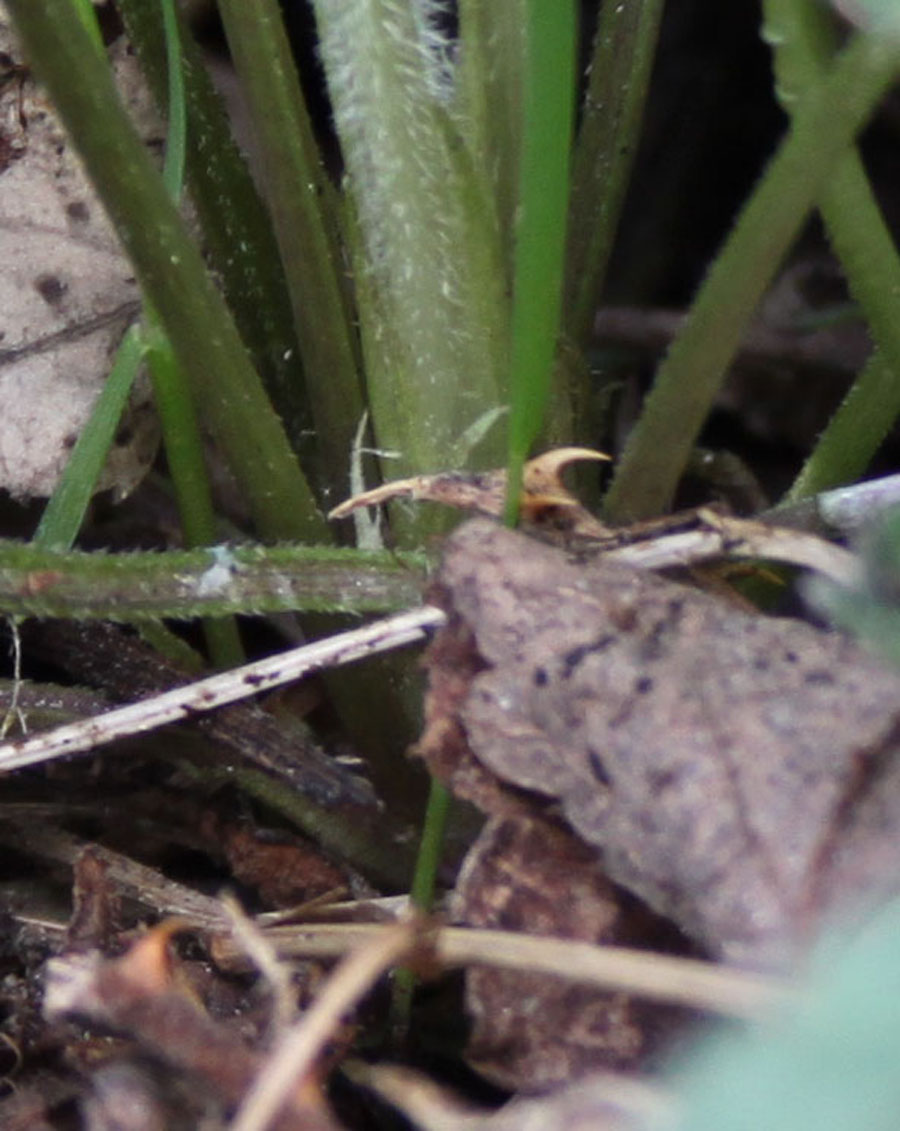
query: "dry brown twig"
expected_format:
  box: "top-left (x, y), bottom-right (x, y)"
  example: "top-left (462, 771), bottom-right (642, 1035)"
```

top-left (231, 919), bottom-right (420, 1131)
top-left (213, 919), bottom-right (788, 1022)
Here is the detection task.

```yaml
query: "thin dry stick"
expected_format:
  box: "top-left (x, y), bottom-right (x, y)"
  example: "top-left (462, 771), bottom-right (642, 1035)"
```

top-left (231, 919), bottom-right (418, 1131)
top-left (221, 894), bottom-right (298, 1036)
top-left (215, 921), bottom-right (788, 1021)
top-left (0, 606), bottom-right (446, 775)
top-left (0, 820), bottom-right (227, 928)
top-left (606, 511), bottom-right (859, 584)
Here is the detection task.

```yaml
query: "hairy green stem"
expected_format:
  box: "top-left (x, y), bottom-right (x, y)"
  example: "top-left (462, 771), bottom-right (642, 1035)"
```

top-left (603, 30), bottom-right (900, 523)
top-left (311, 0), bottom-right (507, 517)
top-left (0, 540), bottom-right (425, 621)
top-left (7, 0), bottom-right (326, 542)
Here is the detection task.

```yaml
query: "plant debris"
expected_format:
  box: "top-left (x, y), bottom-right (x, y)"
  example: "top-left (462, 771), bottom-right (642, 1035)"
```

top-left (329, 447), bottom-right (612, 541)
top-left (0, 8), bottom-right (158, 500)
top-left (418, 518), bottom-right (900, 1083)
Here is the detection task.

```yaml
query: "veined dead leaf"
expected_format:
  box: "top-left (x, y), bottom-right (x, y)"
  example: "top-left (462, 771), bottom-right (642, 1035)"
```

top-left (0, 9), bottom-right (159, 500)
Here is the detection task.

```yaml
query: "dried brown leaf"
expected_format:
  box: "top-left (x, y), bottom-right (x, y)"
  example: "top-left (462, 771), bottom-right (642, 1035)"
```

top-left (455, 815), bottom-right (693, 1090)
top-left (420, 520), bottom-right (900, 970)
top-left (0, 13), bottom-right (158, 500)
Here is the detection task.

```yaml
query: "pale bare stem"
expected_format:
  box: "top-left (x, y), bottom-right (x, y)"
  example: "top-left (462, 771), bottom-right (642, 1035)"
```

top-left (231, 919), bottom-right (418, 1131)
top-left (604, 511), bottom-right (860, 586)
top-left (0, 607), bottom-right (447, 775)
top-left (220, 894), bottom-right (298, 1037)
top-left (212, 921), bottom-right (790, 1021)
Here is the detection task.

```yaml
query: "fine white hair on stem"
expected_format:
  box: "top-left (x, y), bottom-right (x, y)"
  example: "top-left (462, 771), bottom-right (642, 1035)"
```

top-left (313, 0), bottom-right (460, 279)
top-left (310, 0), bottom-right (507, 476)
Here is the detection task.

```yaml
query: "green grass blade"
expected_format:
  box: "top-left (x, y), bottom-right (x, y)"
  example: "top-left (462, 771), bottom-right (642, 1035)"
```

top-left (142, 316), bottom-right (243, 666)
top-left (70, 0), bottom-right (104, 52)
top-left (504, 0), bottom-right (577, 523)
top-left (34, 326), bottom-right (146, 551)
top-left (457, 0), bottom-right (526, 272)
top-left (217, 0), bottom-right (365, 493)
top-left (564, 0), bottom-right (665, 350)
top-left (7, 0), bottom-right (326, 543)
top-left (116, 0), bottom-right (311, 457)
top-left (159, 0), bottom-right (186, 200)
top-left (602, 30), bottom-right (900, 523)
top-left (762, 0), bottom-right (900, 500)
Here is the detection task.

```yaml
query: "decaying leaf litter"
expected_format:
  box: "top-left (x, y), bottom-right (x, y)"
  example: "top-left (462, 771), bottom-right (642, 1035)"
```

top-left (0, 9), bottom-right (158, 503)
top-left (3, 432), bottom-right (900, 1126)
top-left (5, 6), bottom-right (900, 1131)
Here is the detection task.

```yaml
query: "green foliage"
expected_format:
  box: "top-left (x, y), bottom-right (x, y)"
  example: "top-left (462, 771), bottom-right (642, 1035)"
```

top-left (672, 898), bottom-right (900, 1131)
top-left (10, 0), bottom-right (900, 595)
top-left (504, 0), bottom-right (577, 523)
top-left (602, 29), bottom-right (900, 522)
top-left (0, 539), bottom-right (424, 621)
top-left (766, 0), bottom-right (900, 502)
top-left (7, 4), bottom-right (900, 1113)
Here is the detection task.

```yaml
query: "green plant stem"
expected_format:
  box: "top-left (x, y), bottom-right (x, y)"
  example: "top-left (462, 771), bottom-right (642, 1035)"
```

top-left (33, 1), bottom-right (143, 553)
top-left (159, 0), bottom-right (185, 199)
top-left (0, 540), bottom-right (425, 621)
top-left (564, 0), bottom-right (665, 349)
top-left (144, 0), bottom-right (242, 669)
top-left (762, 0), bottom-right (900, 501)
top-left (7, 0), bottom-right (326, 543)
top-left (391, 775), bottom-right (452, 1033)
top-left (115, 0), bottom-right (311, 458)
top-left (143, 321), bottom-right (243, 667)
top-left (602, 30), bottom-right (900, 524)
top-left (70, 0), bottom-right (104, 51)
top-left (788, 353), bottom-right (897, 499)
top-left (312, 0), bottom-right (507, 525)
top-left (457, 0), bottom-right (526, 271)
top-left (217, 0), bottom-right (365, 494)
top-left (35, 326), bottom-right (146, 551)
top-left (409, 777), bottom-right (452, 912)
top-left (504, 0), bottom-right (577, 523)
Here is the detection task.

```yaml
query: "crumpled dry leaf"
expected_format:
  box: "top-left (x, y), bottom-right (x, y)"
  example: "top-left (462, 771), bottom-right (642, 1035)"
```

top-left (0, 9), bottom-right (159, 500)
top-left (419, 520), bottom-right (900, 976)
top-left (45, 924), bottom-right (340, 1130)
top-left (455, 814), bottom-right (695, 1091)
